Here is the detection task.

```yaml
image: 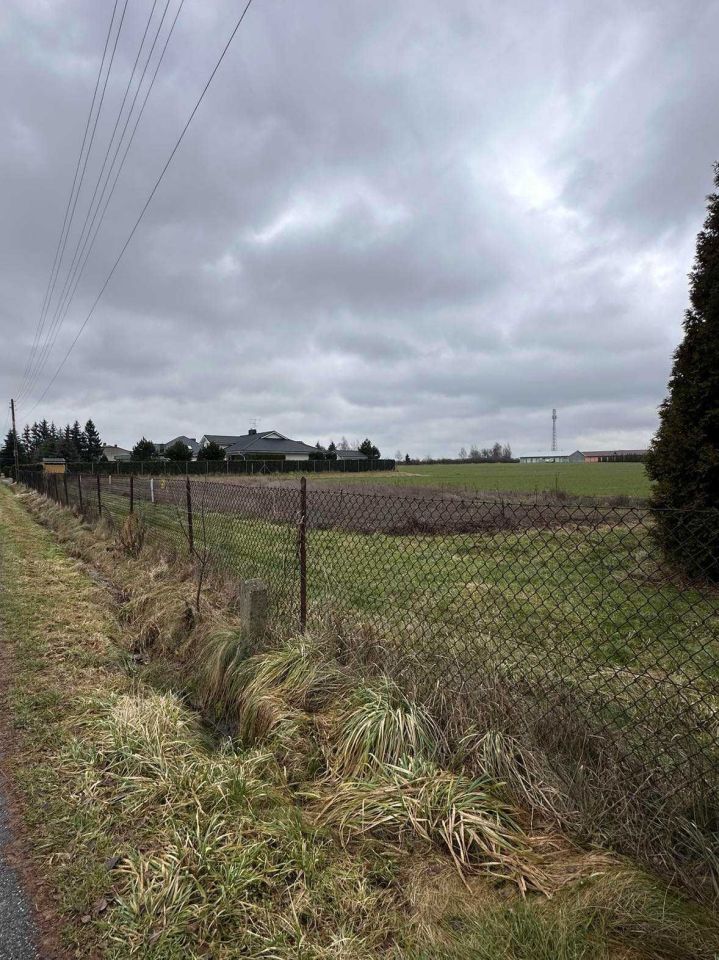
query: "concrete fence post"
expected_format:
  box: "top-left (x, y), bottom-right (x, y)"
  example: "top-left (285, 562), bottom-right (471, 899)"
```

top-left (239, 578), bottom-right (268, 643)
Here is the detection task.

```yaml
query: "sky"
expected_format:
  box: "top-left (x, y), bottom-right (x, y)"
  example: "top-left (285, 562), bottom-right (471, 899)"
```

top-left (1, 0), bottom-right (717, 458)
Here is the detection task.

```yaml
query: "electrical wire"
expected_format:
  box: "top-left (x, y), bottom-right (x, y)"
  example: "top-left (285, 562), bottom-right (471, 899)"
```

top-left (16, 0), bottom-right (121, 401)
top-left (19, 0), bottom-right (129, 403)
top-left (28, 0), bottom-right (256, 413)
top-left (26, 0), bottom-right (170, 398)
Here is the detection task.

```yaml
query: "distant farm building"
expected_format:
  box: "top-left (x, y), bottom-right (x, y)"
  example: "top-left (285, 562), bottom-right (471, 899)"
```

top-left (519, 451), bottom-right (585, 464)
top-left (519, 449), bottom-right (647, 464)
top-left (581, 449), bottom-right (647, 463)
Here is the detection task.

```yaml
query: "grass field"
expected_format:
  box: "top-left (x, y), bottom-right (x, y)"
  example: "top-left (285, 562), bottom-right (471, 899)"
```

top-left (102, 490), bottom-right (715, 682)
top-left (306, 462), bottom-right (653, 499)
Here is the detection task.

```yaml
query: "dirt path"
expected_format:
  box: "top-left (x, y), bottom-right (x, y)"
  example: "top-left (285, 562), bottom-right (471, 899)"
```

top-left (0, 512), bottom-right (39, 959)
top-left (0, 781), bottom-right (38, 959)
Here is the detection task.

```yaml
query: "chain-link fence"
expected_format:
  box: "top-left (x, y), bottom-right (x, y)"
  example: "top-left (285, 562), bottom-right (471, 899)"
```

top-left (19, 468), bottom-right (719, 892)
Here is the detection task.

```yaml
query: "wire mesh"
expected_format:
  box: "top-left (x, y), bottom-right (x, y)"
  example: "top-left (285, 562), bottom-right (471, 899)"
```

top-left (18, 468), bottom-right (719, 883)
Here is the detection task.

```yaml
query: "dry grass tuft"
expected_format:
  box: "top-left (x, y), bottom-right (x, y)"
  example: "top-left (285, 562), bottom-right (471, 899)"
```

top-left (467, 729), bottom-right (572, 826)
top-left (314, 759), bottom-right (556, 893)
top-left (330, 677), bottom-right (442, 778)
top-left (118, 513), bottom-right (146, 558)
top-left (202, 635), bottom-right (346, 739)
top-left (120, 582), bottom-right (196, 654)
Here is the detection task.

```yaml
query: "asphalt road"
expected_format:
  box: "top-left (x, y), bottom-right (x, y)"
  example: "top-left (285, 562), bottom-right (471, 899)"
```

top-left (0, 781), bottom-right (38, 959)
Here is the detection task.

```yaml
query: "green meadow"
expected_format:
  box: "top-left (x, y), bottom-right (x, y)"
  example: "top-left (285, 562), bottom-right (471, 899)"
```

top-left (306, 461), bottom-right (652, 499)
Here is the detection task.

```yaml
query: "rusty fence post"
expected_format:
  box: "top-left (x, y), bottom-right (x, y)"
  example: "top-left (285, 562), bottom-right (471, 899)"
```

top-left (299, 476), bottom-right (307, 633)
top-left (77, 474), bottom-right (83, 514)
top-left (129, 474), bottom-right (134, 514)
top-left (186, 475), bottom-right (194, 555)
top-left (97, 473), bottom-right (102, 517)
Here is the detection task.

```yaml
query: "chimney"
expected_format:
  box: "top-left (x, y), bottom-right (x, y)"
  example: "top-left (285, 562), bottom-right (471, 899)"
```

top-left (248, 427), bottom-right (257, 435)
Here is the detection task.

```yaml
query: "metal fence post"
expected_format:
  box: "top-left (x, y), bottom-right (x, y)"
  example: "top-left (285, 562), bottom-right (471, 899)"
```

top-left (97, 473), bottom-right (102, 517)
top-left (77, 474), bottom-right (83, 513)
top-left (186, 476), bottom-right (194, 555)
top-left (129, 474), bottom-right (134, 513)
top-left (63, 472), bottom-right (69, 506)
top-left (299, 476), bottom-right (307, 633)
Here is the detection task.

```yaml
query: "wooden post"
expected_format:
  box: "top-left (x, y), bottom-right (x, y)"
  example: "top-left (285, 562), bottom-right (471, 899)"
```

top-left (96, 473), bottom-right (102, 517)
top-left (63, 472), bottom-right (69, 506)
top-left (129, 474), bottom-right (134, 513)
top-left (299, 476), bottom-right (307, 633)
top-left (186, 476), bottom-right (194, 555)
top-left (77, 474), bottom-right (83, 513)
top-left (10, 398), bottom-right (19, 481)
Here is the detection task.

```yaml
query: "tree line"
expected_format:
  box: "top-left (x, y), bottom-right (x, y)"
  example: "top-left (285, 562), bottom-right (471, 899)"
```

top-left (1, 419), bottom-right (103, 466)
top-left (309, 438), bottom-right (381, 460)
top-left (403, 442), bottom-right (515, 465)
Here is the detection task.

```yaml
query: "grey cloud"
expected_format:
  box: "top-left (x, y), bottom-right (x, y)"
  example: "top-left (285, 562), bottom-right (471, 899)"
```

top-left (1, 0), bottom-right (716, 456)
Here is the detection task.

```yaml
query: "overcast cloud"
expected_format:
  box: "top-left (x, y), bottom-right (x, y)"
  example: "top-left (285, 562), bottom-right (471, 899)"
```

top-left (1, 0), bottom-right (717, 456)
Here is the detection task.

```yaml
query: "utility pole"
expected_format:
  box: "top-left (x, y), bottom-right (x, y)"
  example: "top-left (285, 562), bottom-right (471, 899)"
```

top-left (551, 408), bottom-right (558, 452)
top-left (10, 399), bottom-right (20, 480)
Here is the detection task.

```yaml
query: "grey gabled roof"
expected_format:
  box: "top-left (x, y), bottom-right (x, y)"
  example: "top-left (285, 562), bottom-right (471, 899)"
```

top-left (335, 449), bottom-right (368, 460)
top-left (163, 435), bottom-right (200, 454)
top-left (225, 430), bottom-right (317, 456)
top-left (102, 445), bottom-right (132, 455)
top-left (202, 434), bottom-right (243, 447)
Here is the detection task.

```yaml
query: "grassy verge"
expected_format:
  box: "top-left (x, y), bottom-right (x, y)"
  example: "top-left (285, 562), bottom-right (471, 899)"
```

top-left (77, 485), bottom-right (719, 896)
top-left (2, 486), bottom-right (719, 958)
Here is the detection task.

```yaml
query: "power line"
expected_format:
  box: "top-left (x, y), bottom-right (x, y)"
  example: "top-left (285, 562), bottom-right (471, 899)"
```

top-left (17, 0), bottom-right (121, 401)
top-left (25, 0), bottom-right (183, 412)
top-left (23, 0), bottom-right (173, 403)
top-left (29, 0), bottom-right (256, 412)
top-left (20, 0), bottom-right (129, 401)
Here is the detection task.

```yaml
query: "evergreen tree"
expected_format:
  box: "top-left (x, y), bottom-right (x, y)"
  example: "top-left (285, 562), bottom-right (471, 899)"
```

top-left (359, 438), bottom-right (380, 459)
top-left (21, 425), bottom-right (33, 460)
top-left (132, 437), bottom-right (157, 461)
top-left (1, 430), bottom-right (16, 468)
top-left (197, 440), bottom-right (225, 461)
top-left (59, 424), bottom-right (80, 461)
top-left (70, 421), bottom-right (84, 460)
top-left (327, 441), bottom-right (337, 461)
top-left (646, 163), bottom-right (719, 580)
top-left (84, 420), bottom-right (103, 461)
top-left (0, 428), bottom-right (28, 473)
top-left (164, 439), bottom-right (192, 461)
